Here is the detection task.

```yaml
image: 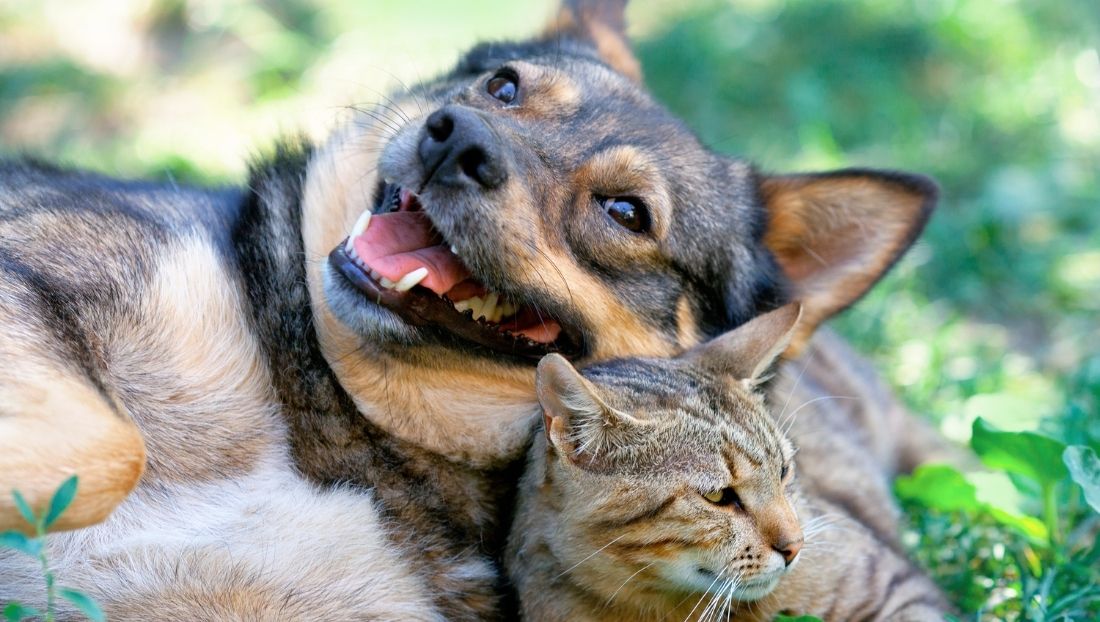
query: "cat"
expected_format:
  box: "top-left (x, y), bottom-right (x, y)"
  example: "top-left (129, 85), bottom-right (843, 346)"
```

top-left (507, 304), bottom-right (951, 621)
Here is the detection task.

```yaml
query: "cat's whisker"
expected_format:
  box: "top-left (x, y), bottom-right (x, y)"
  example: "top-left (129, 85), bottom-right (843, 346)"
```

top-left (776, 351), bottom-right (815, 427)
top-left (550, 534), bottom-right (628, 580)
top-left (781, 395), bottom-right (861, 434)
top-left (683, 567), bottom-right (728, 622)
top-left (700, 570), bottom-right (740, 622)
top-left (602, 561), bottom-right (655, 608)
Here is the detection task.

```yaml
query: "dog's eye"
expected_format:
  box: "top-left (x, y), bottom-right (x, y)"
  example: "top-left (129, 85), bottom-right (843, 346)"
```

top-left (601, 197), bottom-right (649, 233)
top-left (781, 463), bottom-right (791, 481)
top-left (486, 71), bottom-right (518, 104)
top-left (702, 487), bottom-right (744, 509)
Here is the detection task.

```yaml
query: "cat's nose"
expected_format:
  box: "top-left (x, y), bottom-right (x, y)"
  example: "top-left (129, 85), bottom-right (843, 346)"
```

top-left (773, 536), bottom-right (803, 566)
top-left (419, 105), bottom-right (508, 190)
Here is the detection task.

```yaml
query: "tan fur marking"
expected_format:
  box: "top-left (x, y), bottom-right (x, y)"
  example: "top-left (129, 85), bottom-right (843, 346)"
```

top-left (0, 376), bottom-right (145, 534)
top-left (509, 61), bottom-right (582, 118)
top-left (762, 175), bottom-right (930, 355)
top-left (675, 296), bottom-right (702, 349)
top-left (542, 6), bottom-right (642, 82)
top-left (574, 145), bottom-right (672, 240)
top-left (107, 239), bottom-right (282, 483)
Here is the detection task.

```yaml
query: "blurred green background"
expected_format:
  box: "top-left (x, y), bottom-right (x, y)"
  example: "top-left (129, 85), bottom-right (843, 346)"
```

top-left (2, 0), bottom-right (1098, 619)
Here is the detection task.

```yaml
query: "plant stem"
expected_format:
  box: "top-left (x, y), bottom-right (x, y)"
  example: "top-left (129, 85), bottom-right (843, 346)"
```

top-left (1042, 483), bottom-right (1060, 551)
top-left (35, 522), bottom-right (54, 622)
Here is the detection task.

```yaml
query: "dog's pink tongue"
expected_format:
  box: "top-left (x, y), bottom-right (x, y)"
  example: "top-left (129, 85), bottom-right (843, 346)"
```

top-left (352, 212), bottom-right (470, 295)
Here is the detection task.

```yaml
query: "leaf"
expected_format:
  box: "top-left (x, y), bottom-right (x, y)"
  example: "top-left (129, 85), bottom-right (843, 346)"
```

top-left (895, 464), bottom-right (982, 513)
top-left (773, 616), bottom-right (823, 622)
top-left (10, 491), bottom-right (36, 527)
top-left (1064, 445), bottom-right (1100, 514)
top-left (59, 589), bottom-right (105, 622)
top-left (3, 602), bottom-right (41, 622)
top-left (0, 531), bottom-right (42, 558)
top-left (970, 418), bottom-right (1068, 488)
top-left (894, 464), bottom-right (1049, 543)
top-left (44, 476), bottom-right (78, 528)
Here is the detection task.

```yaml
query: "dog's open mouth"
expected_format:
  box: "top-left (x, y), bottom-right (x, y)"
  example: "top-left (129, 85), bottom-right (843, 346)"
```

top-left (329, 184), bottom-right (581, 360)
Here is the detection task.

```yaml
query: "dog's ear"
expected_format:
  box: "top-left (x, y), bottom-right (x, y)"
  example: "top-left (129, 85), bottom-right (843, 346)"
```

top-left (536, 353), bottom-right (644, 468)
top-left (543, 0), bottom-right (641, 82)
top-left (759, 169), bottom-right (937, 355)
top-left (686, 303), bottom-right (802, 382)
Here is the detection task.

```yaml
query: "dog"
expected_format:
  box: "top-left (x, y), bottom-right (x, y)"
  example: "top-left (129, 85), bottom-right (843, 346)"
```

top-left (0, 0), bottom-right (938, 619)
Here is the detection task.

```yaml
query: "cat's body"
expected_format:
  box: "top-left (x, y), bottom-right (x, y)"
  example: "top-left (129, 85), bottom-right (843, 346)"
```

top-left (508, 308), bottom-right (950, 621)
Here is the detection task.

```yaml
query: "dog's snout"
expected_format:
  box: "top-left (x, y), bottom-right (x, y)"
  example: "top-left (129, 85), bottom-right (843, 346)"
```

top-left (419, 105), bottom-right (508, 190)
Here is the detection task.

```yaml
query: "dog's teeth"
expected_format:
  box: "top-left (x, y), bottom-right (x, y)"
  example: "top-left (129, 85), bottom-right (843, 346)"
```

top-left (478, 292), bottom-right (499, 322)
top-left (394, 267), bottom-right (428, 292)
top-left (499, 300), bottom-right (516, 319)
top-left (453, 300), bottom-right (471, 313)
top-left (465, 295), bottom-right (485, 319)
top-left (449, 244), bottom-right (458, 255)
top-left (352, 210), bottom-right (372, 236)
top-left (379, 276), bottom-right (396, 289)
top-left (369, 269), bottom-right (382, 281)
top-left (344, 210), bottom-right (371, 254)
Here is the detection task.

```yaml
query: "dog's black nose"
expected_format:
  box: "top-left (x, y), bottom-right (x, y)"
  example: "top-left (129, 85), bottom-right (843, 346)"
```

top-left (418, 105), bottom-right (508, 190)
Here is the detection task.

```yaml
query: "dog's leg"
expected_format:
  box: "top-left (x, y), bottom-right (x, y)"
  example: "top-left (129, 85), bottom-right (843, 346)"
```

top-left (0, 290), bottom-right (145, 534)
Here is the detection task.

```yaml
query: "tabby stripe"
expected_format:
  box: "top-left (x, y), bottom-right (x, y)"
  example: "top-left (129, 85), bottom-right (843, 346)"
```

top-left (591, 495), bottom-right (677, 529)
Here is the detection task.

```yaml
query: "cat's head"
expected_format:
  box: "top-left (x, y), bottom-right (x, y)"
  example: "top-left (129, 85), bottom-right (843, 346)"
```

top-left (534, 303), bottom-right (803, 606)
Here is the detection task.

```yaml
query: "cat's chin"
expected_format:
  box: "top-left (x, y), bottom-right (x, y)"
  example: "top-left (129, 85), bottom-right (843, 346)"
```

top-left (730, 576), bottom-right (782, 602)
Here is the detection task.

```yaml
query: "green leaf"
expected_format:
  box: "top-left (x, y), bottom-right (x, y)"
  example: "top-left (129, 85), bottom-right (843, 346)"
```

top-left (3, 602), bottom-right (41, 622)
top-left (44, 476), bottom-right (78, 528)
top-left (0, 531), bottom-right (42, 558)
top-left (894, 464), bottom-right (1049, 543)
top-left (59, 588), bottom-right (105, 622)
top-left (10, 491), bottom-right (36, 527)
top-left (773, 616), bottom-right (823, 622)
top-left (1064, 445), bottom-right (1100, 514)
top-left (895, 464), bottom-right (982, 513)
top-left (970, 418), bottom-right (1068, 488)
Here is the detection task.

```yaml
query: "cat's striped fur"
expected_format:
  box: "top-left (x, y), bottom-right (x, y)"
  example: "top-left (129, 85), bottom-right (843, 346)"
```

top-left (508, 306), bottom-right (951, 621)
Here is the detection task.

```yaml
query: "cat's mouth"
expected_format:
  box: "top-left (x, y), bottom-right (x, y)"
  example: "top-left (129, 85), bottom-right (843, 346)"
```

top-left (330, 183), bottom-right (583, 360)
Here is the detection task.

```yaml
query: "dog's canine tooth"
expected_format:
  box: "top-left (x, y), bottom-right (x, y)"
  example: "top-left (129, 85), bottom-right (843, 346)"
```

top-left (351, 210), bottom-right (372, 237)
top-left (449, 244), bottom-right (458, 255)
top-left (394, 267), bottom-right (428, 292)
top-left (453, 300), bottom-right (471, 313)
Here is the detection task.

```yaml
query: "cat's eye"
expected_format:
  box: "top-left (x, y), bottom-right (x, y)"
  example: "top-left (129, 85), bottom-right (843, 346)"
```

top-left (599, 196), bottom-right (650, 233)
top-left (702, 487), bottom-right (743, 509)
top-left (487, 70), bottom-right (519, 104)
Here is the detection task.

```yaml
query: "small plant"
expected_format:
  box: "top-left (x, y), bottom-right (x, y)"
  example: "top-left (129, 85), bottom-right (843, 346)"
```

top-left (896, 417), bottom-right (1100, 620)
top-left (0, 477), bottom-right (105, 622)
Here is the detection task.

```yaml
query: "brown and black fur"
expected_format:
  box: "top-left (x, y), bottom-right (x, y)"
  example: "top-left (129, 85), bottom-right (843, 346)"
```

top-left (2, 1), bottom-right (942, 619)
top-left (509, 307), bottom-right (951, 621)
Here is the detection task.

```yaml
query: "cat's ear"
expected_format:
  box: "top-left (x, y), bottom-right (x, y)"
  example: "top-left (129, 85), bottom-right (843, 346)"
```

top-left (541, 0), bottom-right (641, 82)
top-left (687, 303), bottom-right (802, 382)
top-left (536, 354), bottom-right (642, 466)
top-left (759, 168), bottom-right (936, 355)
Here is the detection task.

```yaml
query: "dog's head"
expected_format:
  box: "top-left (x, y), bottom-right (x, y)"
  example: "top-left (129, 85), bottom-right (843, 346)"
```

top-left (302, 0), bottom-right (935, 463)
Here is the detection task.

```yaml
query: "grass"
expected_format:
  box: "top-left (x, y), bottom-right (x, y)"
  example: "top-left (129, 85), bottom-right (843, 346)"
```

top-left (1, 0), bottom-right (1098, 619)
